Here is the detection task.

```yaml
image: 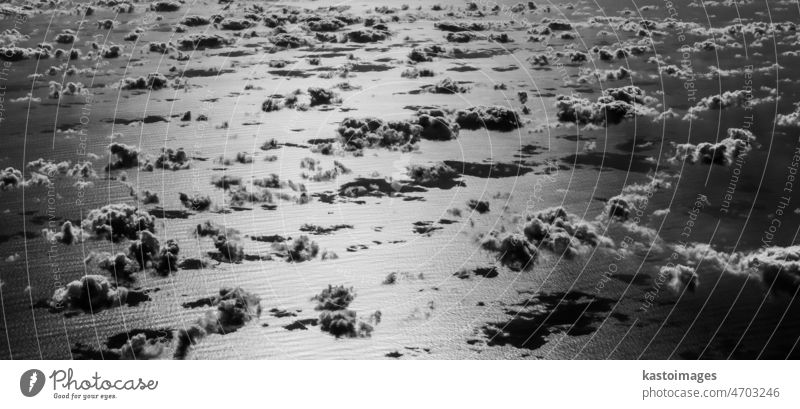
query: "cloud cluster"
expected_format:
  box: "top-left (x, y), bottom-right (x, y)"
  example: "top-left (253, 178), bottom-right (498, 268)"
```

top-left (118, 73), bottom-right (171, 90)
top-left (42, 220), bottom-right (86, 245)
top-left (153, 147), bottom-right (191, 170)
top-left (0, 46), bottom-right (50, 61)
top-left (107, 143), bottom-right (140, 169)
top-left (81, 203), bottom-right (156, 241)
top-left (49, 275), bottom-right (149, 313)
top-left (313, 285), bottom-right (376, 338)
top-left (523, 206), bottom-right (612, 256)
top-left (346, 27), bottom-right (390, 43)
top-left (213, 235), bottom-right (245, 263)
top-left (179, 192), bottom-right (212, 211)
top-left (179, 32), bottom-right (234, 50)
top-left (670, 128), bottom-right (756, 166)
top-left (660, 264), bottom-right (699, 293)
top-left (175, 287), bottom-right (261, 359)
top-left (1, 167), bottom-right (23, 190)
top-left (777, 103), bottom-right (800, 127)
top-left (480, 232), bottom-right (537, 271)
top-left (684, 89), bottom-right (776, 120)
top-left (337, 112), bottom-right (458, 151)
top-left (454, 106), bottom-right (522, 131)
top-left (738, 246), bottom-right (800, 295)
top-left (273, 235), bottom-right (319, 262)
top-left (87, 251), bottom-right (138, 279)
top-left (27, 158), bottom-right (70, 175)
top-left (604, 172), bottom-right (674, 222)
top-left (555, 85), bottom-right (656, 126)
top-left (423, 77), bottom-right (469, 94)
top-left (406, 162), bottom-right (460, 188)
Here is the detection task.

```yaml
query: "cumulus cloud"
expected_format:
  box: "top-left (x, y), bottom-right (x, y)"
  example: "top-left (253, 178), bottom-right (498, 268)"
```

top-left (604, 172), bottom-right (674, 221)
top-left (174, 287), bottom-right (261, 359)
top-left (523, 206), bottom-right (613, 256)
top-left (454, 106), bottom-right (522, 131)
top-left (107, 143), bottom-right (140, 170)
top-left (777, 103), bottom-right (800, 127)
top-left (178, 33), bottom-right (233, 50)
top-left (669, 128), bottom-right (756, 166)
top-left (337, 112), bottom-right (459, 152)
top-left (0, 46), bottom-right (50, 61)
top-left (1, 167), bottom-right (23, 190)
top-left (127, 230), bottom-right (161, 269)
top-left (555, 85), bottom-right (657, 126)
top-left (48, 81), bottom-right (87, 98)
top-left (153, 147), bottom-right (191, 170)
top-left (179, 192), bottom-right (212, 211)
top-left (737, 246), bottom-right (800, 295)
top-left (81, 203), bottom-right (156, 241)
top-left (480, 232), bottom-right (538, 271)
top-left (406, 162), bottom-right (461, 188)
top-left (42, 220), bottom-right (86, 245)
top-left (684, 89), bottom-right (776, 120)
top-left (213, 235), bottom-right (244, 263)
top-left (27, 158), bottom-right (70, 175)
top-left (273, 235), bottom-right (319, 262)
top-left (87, 251), bottom-right (138, 279)
top-left (48, 275), bottom-right (149, 313)
top-left (118, 73), bottom-right (171, 90)
top-left (660, 264), bottom-right (700, 293)
top-left (312, 285), bottom-right (376, 338)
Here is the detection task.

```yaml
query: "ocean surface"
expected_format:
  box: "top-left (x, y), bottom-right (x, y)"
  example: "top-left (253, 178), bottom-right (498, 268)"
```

top-left (0, 0), bottom-right (799, 359)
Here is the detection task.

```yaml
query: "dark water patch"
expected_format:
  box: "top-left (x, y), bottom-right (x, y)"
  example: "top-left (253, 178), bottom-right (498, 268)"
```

top-left (443, 160), bottom-right (534, 178)
top-left (455, 266), bottom-right (499, 279)
top-left (556, 133), bottom-right (595, 142)
top-left (562, 152), bottom-right (654, 173)
top-left (474, 266), bottom-right (499, 278)
top-left (346, 244), bottom-right (369, 252)
top-left (413, 221), bottom-right (443, 235)
top-left (451, 48), bottom-right (511, 59)
top-left (308, 138), bottom-right (336, 144)
top-left (150, 207), bottom-right (192, 219)
top-left (492, 65), bottom-right (519, 72)
top-left (251, 234), bottom-right (289, 243)
top-left (268, 69), bottom-right (314, 78)
top-left (516, 144), bottom-right (544, 157)
top-left (105, 328), bottom-right (173, 349)
top-left (446, 65), bottom-right (479, 72)
top-left (269, 308), bottom-right (297, 318)
top-left (300, 223), bottom-right (353, 235)
top-left (182, 296), bottom-right (215, 309)
top-left (302, 52), bottom-right (349, 58)
top-left (103, 115), bottom-right (169, 125)
top-left (210, 49), bottom-right (255, 57)
top-left (481, 291), bottom-right (619, 351)
top-left (180, 68), bottom-right (236, 78)
top-left (284, 318), bottom-right (318, 331)
top-left (349, 63), bottom-right (393, 72)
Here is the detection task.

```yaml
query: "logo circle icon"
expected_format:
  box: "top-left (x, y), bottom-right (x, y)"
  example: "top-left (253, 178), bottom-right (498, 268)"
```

top-left (20, 369), bottom-right (45, 397)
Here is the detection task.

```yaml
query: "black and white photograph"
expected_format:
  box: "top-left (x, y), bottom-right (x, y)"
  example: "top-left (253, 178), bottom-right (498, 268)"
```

top-left (1, 0), bottom-right (799, 397)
